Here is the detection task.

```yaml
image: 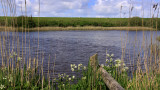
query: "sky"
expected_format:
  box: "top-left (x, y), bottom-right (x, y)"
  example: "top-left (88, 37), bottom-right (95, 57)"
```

top-left (0, 0), bottom-right (160, 18)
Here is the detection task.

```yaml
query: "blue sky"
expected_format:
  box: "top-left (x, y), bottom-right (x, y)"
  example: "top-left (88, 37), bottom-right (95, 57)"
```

top-left (0, 0), bottom-right (160, 17)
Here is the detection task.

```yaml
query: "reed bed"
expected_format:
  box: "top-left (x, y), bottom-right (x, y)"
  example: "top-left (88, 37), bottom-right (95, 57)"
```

top-left (0, 26), bottom-right (155, 31)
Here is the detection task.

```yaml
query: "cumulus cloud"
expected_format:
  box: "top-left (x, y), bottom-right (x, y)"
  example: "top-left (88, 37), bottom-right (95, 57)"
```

top-left (0, 0), bottom-right (159, 17)
top-left (92, 0), bottom-right (160, 18)
top-left (32, 0), bottom-right (90, 17)
top-left (92, 0), bottom-right (141, 17)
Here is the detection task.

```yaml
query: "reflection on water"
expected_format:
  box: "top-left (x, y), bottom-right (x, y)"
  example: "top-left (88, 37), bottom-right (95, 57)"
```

top-left (0, 30), bottom-right (160, 77)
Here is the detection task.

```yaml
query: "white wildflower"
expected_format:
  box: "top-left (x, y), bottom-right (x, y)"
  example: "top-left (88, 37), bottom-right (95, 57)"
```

top-left (71, 68), bottom-right (74, 72)
top-left (115, 64), bottom-right (121, 67)
top-left (122, 67), bottom-right (129, 72)
top-left (63, 84), bottom-right (65, 87)
top-left (110, 58), bottom-right (113, 62)
top-left (82, 76), bottom-right (86, 80)
top-left (106, 65), bottom-right (110, 68)
top-left (124, 67), bottom-right (129, 70)
top-left (9, 75), bottom-right (13, 82)
top-left (111, 54), bottom-right (114, 57)
top-left (106, 59), bottom-right (109, 62)
top-left (58, 74), bottom-right (61, 77)
top-left (0, 84), bottom-right (5, 89)
top-left (70, 64), bottom-right (73, 68)
top-left (13, 52), bottom-right (17, 56)
top-left (78, 64), bottom-right (82, 70)
top-left (106, 54), bottom-right (110, 57)
top-left (73, 64), bottom-right (76, 67)
top-left (123, 63), bottom-right (126, 66)
top-left (69, 78), bottom-right (71, 81)
top-left (3, 78), bottom-right (6, 80)
top-left (72, 76), bottom-right (75, 79)
top-left (17, 57), bottom-right (22, 61)
top-left (78, 64), bottom-right (82, 67)
top-left (115, 59), bottom-right (121, 64)
top-left (66, 75), bottom-right (69, 77)
top-left (101, 64), bottom-right (104, 67)
top-left (83, 66), bottom-right (86, 70)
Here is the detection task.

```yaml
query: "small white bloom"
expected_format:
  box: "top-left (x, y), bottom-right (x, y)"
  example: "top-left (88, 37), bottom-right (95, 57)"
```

top-left (71, 68), bottom-right (74, 72)
top-left (3, 77), bottom-right (7, 80)
top-left (69, 78), bottom-right (71, 81)
top-left (106, 54), bottom-right (110, 57)
top-left (58, 74), bottom-right (61, 77)
top-left (106, 59), bottom-right (109, 62)
top-left (111, 54), bottom-right (114, 57)
top-left (83, 66), bottom-right (86, 70)
top-left (74, 66), bottom-right (77, 68)
top-left (73, 64), bottom-right (76, 67)
top-left (72, 76), bottom-right (75, 79)
top-left (13, 52), bottom-right (17, 56)
top-left (101, 64), bottom-right (104, 67)
top-left (82, 76), bottom-right (86, 80)
top-left (78, 64), bottom-right (82, 67)
top-left (110, 58), bottom-right (113, 62)
top-left (9, 75), bottom-right (13, 82)
top-left (115, 64), bottom-right (121, 67)
top-left (115, 59), bottom-right (121, 64)
top-left (70, 64), bottom-right (73, 68)
top-left (122, 67), bottom-right (129, 72)
top-left (0, 84), bottom-right (5, 89)
top-left (66, 75), bottom-right (69, 77)
top-left (63, 84), bottom-right (65, 87)
top-left (17, 57), bottom-right (22, 61)
top-left (124, 67), bottom-right (129, 70)
top-left (106, 65), bottom-right (110, 68)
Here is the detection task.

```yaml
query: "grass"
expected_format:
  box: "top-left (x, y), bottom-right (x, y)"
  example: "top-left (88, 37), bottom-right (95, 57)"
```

top-left (0, 17), bottom-right (159, 31)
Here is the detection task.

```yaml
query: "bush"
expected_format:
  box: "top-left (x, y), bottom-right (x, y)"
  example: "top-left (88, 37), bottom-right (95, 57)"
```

top-left (16, 16), bottom-right (36, 28)
top-left (130, 17), bottom-right (142, 26)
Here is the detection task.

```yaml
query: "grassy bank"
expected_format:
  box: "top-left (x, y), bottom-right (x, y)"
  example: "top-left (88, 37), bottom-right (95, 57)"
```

top-left (0, 26), bottom-right (155, 31)
top-left (0, 17), bottom-right (159, 30)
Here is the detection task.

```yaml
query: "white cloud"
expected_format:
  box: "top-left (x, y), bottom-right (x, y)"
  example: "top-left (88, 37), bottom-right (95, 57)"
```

top-left (31, 0), bottom-right (89, 17)
top-left (0, 0), bottom-right (159, 17)
top-left (92, 0), bottom-right (158, 18)
top-left (93, 0), bottom-right (129, 17)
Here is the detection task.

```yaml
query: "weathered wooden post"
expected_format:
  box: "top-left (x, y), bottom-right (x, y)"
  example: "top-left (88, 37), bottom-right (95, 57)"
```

top-left (98, 66), bottom-right (124, 90)
top-left (89, 54), bottom-right (124, 90)
top-left (89, 53), bottom-right (98, 88)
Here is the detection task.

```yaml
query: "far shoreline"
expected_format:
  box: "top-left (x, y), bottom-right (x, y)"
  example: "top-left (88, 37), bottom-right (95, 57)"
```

top-left (0, 26), bottom-right (156, 31)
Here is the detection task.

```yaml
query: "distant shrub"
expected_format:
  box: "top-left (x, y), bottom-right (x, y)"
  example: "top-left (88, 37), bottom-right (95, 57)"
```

top-left (102, 22), bottom-right (114, 27)
top-left (50, 21), bottom-right (58, 26)
top-left (39, 20), bottom-right (49, 27)
top-left (27, 17), bottom-right (36, 28)
top-left (130, 17), bottom-right (142, 26)
top-left (0, 19), bottom-right (5, 26)
top-left (16, 16), bottom-right (36, 28)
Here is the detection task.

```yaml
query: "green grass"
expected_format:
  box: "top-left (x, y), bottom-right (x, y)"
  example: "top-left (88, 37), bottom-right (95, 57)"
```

top-left (0, 17), bottom-right (159, 29)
